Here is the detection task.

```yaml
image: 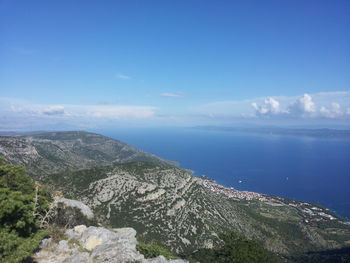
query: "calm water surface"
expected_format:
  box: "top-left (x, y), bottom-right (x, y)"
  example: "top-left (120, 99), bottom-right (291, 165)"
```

top-left (99, 128), bottom-right (350, 219)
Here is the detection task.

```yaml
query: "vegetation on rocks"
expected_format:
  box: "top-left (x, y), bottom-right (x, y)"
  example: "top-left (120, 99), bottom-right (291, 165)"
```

top-left (0, 131), bottom-right (177, 179)
top-left (188, 232), bottom-right (282, 263)
top-left (137, 242), bottom-right (179, 260)
top-left (0, 159), bottom-right (52, 263)
top-left (1, 131), bottom-right (350, 262)
top-left (39, 160), bottom-right (350, 257)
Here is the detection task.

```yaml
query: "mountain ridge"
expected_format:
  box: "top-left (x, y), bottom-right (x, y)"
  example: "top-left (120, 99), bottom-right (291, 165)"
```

top-left (1, 131), bottom-right (349, 259)
top-left (0, 131), bottom-right (178, 178)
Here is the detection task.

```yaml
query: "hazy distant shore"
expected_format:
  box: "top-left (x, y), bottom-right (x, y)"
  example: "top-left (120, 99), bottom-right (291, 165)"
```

top-left (194, 126), bottom-right (350, 139)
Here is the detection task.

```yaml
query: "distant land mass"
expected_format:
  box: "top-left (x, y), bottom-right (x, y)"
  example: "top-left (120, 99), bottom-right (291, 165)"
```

top-left (194, 126), bottom-right (350, 139)
top-left (0, 131), bottom-right (178, 177)
top-left (1, 131), bottom-right (350, 260)
top-left (0, 130), bottom-right (49, 136)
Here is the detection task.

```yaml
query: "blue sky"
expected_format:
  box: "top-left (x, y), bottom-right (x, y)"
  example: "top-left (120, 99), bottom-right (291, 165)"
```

top-left (1, 0), bottom-right (350, 130)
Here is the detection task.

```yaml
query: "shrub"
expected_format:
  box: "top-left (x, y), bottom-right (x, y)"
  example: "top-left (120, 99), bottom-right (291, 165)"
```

top-left (189, 232), bottom-right (282, 263)
top-left (47, 225), bottom-right (67, 243)
top-left (0, 159), bottom-right (52, 263)
top-left (53, 205), bottom-right (96, 228)
top-left (137, 242), bottom-right (179, 260)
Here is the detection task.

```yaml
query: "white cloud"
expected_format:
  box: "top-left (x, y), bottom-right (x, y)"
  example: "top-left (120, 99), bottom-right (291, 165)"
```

top-left (251, 93), bottom-right (350, 119)
top-left (195, 91), bottom-right (350, 121)
top-left (288, 94), bottom-right (316, 116)
top-left (160, 93), bottom-right (183, 98)
top-left (252, 97), bottom-right (282, 116)
top-left (115, 73), bottom-right (131, 80)
top-left (319, 103), bottom-right (343, 118)
top-left (1, 90), bottom-right (350, 130)
top-left (9, 104), bottom-right (67, 117)
top-left (1, 98), bottom-right (156, 121)
top-left (42, 106), bottom-right (66, 116)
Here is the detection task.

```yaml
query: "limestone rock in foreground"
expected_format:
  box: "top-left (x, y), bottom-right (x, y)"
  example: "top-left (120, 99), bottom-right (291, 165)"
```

top-left (35, 225), bottom-right (187, 263)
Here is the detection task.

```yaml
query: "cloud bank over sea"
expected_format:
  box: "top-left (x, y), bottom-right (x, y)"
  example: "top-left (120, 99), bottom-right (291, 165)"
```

top-left (1, 91), bottom-right (350, 130)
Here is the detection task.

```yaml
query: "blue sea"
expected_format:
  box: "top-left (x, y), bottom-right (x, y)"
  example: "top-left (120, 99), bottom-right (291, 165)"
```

top-left (99, 127), bottom-right (350, 220)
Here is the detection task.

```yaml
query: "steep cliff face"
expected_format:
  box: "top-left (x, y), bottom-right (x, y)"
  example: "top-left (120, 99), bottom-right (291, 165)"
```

top-left (1, 131), bottom-right (350, 257)
top-left (0, 131), bottom-right (177, 177)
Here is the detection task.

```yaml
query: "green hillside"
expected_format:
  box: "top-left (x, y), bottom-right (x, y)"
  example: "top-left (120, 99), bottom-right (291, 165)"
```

top-left (1, 131), bottom-right (350, 261)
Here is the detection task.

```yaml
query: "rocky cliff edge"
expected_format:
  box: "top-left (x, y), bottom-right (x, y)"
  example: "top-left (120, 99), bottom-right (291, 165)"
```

top-left (35, 225), bottom-right (187, 263)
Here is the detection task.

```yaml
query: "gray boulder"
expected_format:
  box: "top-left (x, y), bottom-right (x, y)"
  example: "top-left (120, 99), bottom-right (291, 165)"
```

top-left (34, 225), bottom-right (187, 263)
top-left (63, 252), bottom-right (91, 263)
top-left (143, 255), bottom-right (187, 263)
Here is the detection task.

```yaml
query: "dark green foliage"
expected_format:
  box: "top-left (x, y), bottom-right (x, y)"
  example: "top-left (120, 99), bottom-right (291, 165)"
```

top-left (137, 242), bottom-right (179, 260)
top-left (0, 188), bottom-right (36, 237)
top-left (42, 162), bottom-right (175, 199)
top-left (238, 204), bottom-right (314, 252)
top-left (293, 247), bottom-right (350, 263)
top-left (53, 205), bottom-right (96, 228)
top-left (0, 160), bottom-right (33, 195)
top-left (41, 165), bottom-right (112, 198)
top-left (189, 232), bottom-right (282, 263)
top-left (0, 159), bottom-right (51, 263)
top-left (0, 228), bottom-right (48, 263)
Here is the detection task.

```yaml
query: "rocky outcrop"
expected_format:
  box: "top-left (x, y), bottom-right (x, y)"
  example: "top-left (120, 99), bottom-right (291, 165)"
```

top-left (57, 198), bottom-right (94, 219)
top-left (35, 225), bottom-right (187, 263)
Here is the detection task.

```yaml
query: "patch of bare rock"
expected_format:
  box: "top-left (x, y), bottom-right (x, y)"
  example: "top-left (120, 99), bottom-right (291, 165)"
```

top-left (34, 225), bottom-right (187, 263)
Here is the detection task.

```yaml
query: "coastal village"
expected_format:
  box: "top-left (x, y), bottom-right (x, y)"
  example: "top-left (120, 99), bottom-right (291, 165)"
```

top-left (200, 178), bottom-right (348, 228)
top-left (201, 179), bottom-right (265, 201)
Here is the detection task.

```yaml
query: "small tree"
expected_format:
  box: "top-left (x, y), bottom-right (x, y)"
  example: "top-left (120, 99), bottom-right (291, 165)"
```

top-left (0, 159), bottom-right (52, 263)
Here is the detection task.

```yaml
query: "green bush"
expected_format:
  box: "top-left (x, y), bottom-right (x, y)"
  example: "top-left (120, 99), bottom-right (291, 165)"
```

top-left (293, 247), bottom-right (350, 263)
top-left (189, 232), bottom-right (282, 263)
top-left (137, 242), bottom-right (179, 260)
top-left (0, 159), bottom-right (52, 263)
top-left (47, 225), bottom-right (67, 243)
top-left (53, 205), bottom-right (97, 228)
